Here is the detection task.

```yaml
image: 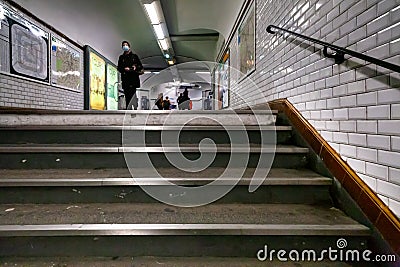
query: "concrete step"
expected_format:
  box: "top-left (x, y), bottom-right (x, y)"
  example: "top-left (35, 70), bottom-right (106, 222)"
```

top-left (0, 204), bottom-right (369, 257)
top-left (0, 145), bottom-right (309, 169)
top-left (0, 125), bottom-right (292, 145)
top-left (0, 168), bottom-right (332, 204)
top-left (0, 110), bottom-right (277, 126)
top-left (0, 203), bottom-right (362, 225)
top-left (0, 257), bottom-right (353, 267)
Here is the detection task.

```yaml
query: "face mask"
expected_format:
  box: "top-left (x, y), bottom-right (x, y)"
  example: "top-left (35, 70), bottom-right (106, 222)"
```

top-left (122, 45), bottom-right (130, 52)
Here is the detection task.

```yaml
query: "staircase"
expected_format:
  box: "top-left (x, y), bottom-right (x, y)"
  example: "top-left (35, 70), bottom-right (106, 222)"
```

top-left (0, 109), bottom-right (370, 266)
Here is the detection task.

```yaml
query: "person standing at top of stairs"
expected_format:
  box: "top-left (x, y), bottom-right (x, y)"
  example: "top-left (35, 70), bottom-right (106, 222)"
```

top-left (117, 40), bottom-right (144, 110)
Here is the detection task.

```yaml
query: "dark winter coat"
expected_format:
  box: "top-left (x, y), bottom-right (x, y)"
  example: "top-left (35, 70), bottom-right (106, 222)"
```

top-left (117, 51), bottom-right (143, 89)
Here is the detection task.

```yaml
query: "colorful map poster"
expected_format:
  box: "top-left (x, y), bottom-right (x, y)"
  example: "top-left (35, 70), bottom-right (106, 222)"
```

top-left (89, 51), bottom-right (106, 110)
top-left (51, 36), bottom-right (81, 90)
top-left (107, 64), bottom-right (118, 110)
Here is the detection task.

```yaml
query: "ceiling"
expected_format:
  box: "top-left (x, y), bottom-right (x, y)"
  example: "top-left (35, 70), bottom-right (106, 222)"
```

top-left (11, 0), bottom-right (245, 71)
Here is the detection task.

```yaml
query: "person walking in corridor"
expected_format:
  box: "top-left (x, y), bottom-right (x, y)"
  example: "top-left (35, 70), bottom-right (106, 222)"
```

top-left (155, 93), bottom-right (164, 110)
top-left (163, 96), bottom-right (171, 110)
top-left (181, 89), bottom-right (191, 110)
top-left (177, 93), bottom-right (183, 110)
top-left (117, 41), bottom-right (144, 110)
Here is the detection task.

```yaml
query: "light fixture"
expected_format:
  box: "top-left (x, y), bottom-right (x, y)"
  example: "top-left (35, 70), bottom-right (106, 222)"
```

top-left (141, 0), bottom-right (176, 66)
top-left (196, 71), bottom-right (211, 74)
top-left (153, 24), bottom-right (165, 40)
top-left (159, 39), bottom-right (169, 50)
top-left (144, 2), bottom-right (161, 24)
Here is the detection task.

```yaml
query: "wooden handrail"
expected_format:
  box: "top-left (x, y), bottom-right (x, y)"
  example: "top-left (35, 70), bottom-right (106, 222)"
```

top-left (268, 98), bottom-right (400, 255)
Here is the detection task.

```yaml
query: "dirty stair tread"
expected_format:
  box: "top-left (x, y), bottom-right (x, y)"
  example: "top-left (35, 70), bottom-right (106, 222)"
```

top-left (0, 257), bottom-right (353, 266)
top-left (0, 203), bottom-right (366, 227)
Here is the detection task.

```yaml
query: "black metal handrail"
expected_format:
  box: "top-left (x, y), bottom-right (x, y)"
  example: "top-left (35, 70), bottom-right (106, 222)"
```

top-left (267, 25), bottom-right (400, 73)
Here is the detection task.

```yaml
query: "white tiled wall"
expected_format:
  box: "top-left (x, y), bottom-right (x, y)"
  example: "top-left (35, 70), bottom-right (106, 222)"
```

top-left (0, 73), bottom-right (84, 110)
top-left (228, 0), bottom-right (400, 217)
top-left (0, 1), bottom-right (84, 110)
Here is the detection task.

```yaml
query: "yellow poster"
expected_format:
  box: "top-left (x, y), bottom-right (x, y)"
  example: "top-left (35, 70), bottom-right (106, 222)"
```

top-left (89, 52), bottom-right (106, 110)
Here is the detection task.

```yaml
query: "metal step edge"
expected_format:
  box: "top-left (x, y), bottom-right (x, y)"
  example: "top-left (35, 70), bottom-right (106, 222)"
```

top-left (0, 146), bottom-right (309, 154)
top-left (0, 177), bottom-right (333, 187)
top-left (0, 110), bottom-right (279, 115)
top-left (0, 224), bottom-right (370, 237)
top-left (0, 125), bottom-right (291, 131)
top-left (0, 257), bottom-right (355, 266)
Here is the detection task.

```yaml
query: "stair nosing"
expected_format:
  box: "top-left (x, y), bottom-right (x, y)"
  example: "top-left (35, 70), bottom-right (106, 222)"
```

top-left (0, 177), bottom-right (332, 187)
top-left (0, 125), bottom-right (290, 131)
top-left (0, 110), bottom-right (279, 115)
top-left (0, 224), bottom-right (370, 237)
top-left (0, 145), bottom-right (309, 154)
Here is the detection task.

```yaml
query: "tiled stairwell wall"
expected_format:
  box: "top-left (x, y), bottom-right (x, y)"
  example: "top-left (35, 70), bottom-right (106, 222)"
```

top-left (229, 0), bottom-right (400, 217)
top-left (0, 0), bottom-right (84, 110)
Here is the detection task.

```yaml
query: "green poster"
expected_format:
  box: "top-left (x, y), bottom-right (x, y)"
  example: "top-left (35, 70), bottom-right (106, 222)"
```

top-left (107, 64), bottom-right (118, 110)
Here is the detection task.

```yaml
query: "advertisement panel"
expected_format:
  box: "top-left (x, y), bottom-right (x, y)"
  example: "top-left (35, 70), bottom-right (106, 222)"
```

top-left (221, 56), bottom-right (230, 109)
top-left (88, 51), bottom-right (106, 110)
top-left (238, 1), bottom-right (255, 78)
top-left (217, 52), bottom-right (230, 109)
top-left (85, 45), bottom-right (120, 110)
top-left (107, 63), bottom-right (118, 110)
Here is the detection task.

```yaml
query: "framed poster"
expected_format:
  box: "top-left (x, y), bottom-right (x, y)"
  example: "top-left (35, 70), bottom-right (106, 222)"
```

top-left (238, 0), bottom-right (255, 78)
top-left (216, 64), bottom-right (222, 110)
top-left (85, 46), bottom-right (106, 110)
top-left (8, 14), bottom-right (49, 82)
top-left (221, 52), bottom-right (230, 109)
top-left (211, 67), bottom-right (217, 110)
top-left (106, 63), bottom-right (118, 110)
top-left (216, 52), bottom-right (230, 109)
top-left (51, 35), bottom-right (82, 90)
top-left (85, 45), bottom-right (119, 110)
top-left (0, 3), bottom-right (10, 73)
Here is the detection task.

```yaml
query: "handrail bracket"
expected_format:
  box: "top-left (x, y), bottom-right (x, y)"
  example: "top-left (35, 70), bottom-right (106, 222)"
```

top-left (266, 25), bottom-right (400, 73)
top-left (323, 46), bottom-right (345, 65)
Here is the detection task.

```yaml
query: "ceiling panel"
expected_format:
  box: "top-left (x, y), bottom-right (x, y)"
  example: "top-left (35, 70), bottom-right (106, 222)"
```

top-left (10, 0), bottom-right (245, 70)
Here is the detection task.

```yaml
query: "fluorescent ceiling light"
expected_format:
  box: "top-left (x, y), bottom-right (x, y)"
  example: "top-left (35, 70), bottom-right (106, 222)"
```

top-left (159, 39), bottom-right (169, 50)
top-left (153, 24), bottom-right (165, 40)
top-left (144, 2), bottom-right (161, 25)
top-left (168, 60), bottom-right (174, 65)
top-left (196, 71), bottom-right (210, 74)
